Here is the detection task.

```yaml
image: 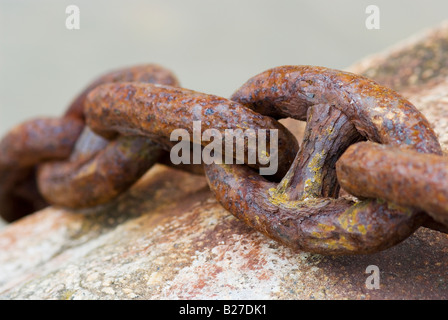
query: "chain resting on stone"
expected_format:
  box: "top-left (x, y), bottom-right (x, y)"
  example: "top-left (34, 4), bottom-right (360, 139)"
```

top-left (0, 64), bottom-right (447, 255)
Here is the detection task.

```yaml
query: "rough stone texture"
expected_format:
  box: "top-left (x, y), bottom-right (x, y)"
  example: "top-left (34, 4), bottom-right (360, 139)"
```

top-left (350, 21), bottom-right (448, 152)
top-left (1, 22), bottom-right (448, 300)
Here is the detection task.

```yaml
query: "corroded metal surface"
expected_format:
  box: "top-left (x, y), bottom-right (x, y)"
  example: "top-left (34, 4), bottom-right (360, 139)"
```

top-left (231, 65), bottom-right (441, 154)
top-left (64, 64), bottom-right (180, 120)
top-left (205, 65), bottom-right (442, 255)
top-left (37, 128), bottom-right (163, 208)
top-left (39, 65), bottom-right (182, 209)
top-left (4, 80), bottom-right (299, 211)
top-left (0, 118), bottom-right (84, 221)
top-left (337, 141), bottom-right (448, 227)
top-left (1, 64), bottom-right (443, 254)
top-left (85, 82), bottom-right (298, 180)
top-left (0, 64), bottom-right (180, 217)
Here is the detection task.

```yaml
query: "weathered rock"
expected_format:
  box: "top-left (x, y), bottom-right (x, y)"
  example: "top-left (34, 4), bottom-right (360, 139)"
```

top-left (1, 22), bottom-right (448, 300)
top-left (350, 21), bottom-right (448, 151)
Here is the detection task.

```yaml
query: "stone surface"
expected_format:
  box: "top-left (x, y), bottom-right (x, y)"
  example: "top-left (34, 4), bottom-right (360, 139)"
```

top-left (350, 21), bottom-right (448, 151)
top-left (1, 22), bottom-right (448, 300)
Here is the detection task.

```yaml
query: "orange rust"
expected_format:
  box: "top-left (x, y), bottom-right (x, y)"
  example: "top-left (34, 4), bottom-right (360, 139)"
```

top-left (337, 141), bottom-right (448, 227)
top-left (0, 64), bottom-right (445, 257)
top-left (205, 65), bottom-right (443, 255)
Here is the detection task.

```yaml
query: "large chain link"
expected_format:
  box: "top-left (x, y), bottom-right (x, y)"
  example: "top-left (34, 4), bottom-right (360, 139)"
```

top-left (0, 64), bottom-right (446, 255)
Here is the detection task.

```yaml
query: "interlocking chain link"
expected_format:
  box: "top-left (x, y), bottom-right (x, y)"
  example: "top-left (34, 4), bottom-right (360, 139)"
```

top-left (0, 64), bottom-right (446, 255)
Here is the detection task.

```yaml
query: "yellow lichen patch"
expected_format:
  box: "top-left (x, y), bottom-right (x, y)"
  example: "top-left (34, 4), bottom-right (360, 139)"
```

top-left (309, 235), bottom-right (356, 252)
top-left (267, 187), bottom-right (330, 209)
top-left (271, 150), bottom-right (325, 203)
top-left (318, 223), bottom-right (336, 233)
top-left (357, 224), bottom-right (367, 235)
top-left (268, 187), bottom-right (303, 209)
top-left (311, 223), bottom-right (336, 239)
top-left (308, 151), bottom-right (325, 170)
top-left (268, 187), bottom-right (292, 207)
top-left (337, 236), bottom-right (357, 251)
top-left (259, 149), bottom-right (270, 163)
top-left (338, 202), bottom-right (369, 235)
top-left (311, 231), bottom-right (322, 239)
top-left (274, 175), bottom-right (291, 195)
top-left (301, 151), bottom-right (325, 200)
top-left (302, 176), bottom-right (322, 200)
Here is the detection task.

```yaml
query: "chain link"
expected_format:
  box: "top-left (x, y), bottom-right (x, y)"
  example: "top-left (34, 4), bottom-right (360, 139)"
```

top-left (0, 64), bottom-right (446, 255)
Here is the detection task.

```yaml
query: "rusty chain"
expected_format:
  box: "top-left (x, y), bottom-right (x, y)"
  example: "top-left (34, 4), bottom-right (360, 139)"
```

top-left (0, 64), bottom-right (447, 255)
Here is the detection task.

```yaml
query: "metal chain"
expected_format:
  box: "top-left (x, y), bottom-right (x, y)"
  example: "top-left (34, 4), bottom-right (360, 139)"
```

top-left (0, 64), bottom-right (446, 255)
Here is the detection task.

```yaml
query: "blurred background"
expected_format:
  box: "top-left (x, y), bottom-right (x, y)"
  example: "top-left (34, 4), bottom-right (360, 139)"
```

top-left (0, 0), bottom-right (448, 226)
